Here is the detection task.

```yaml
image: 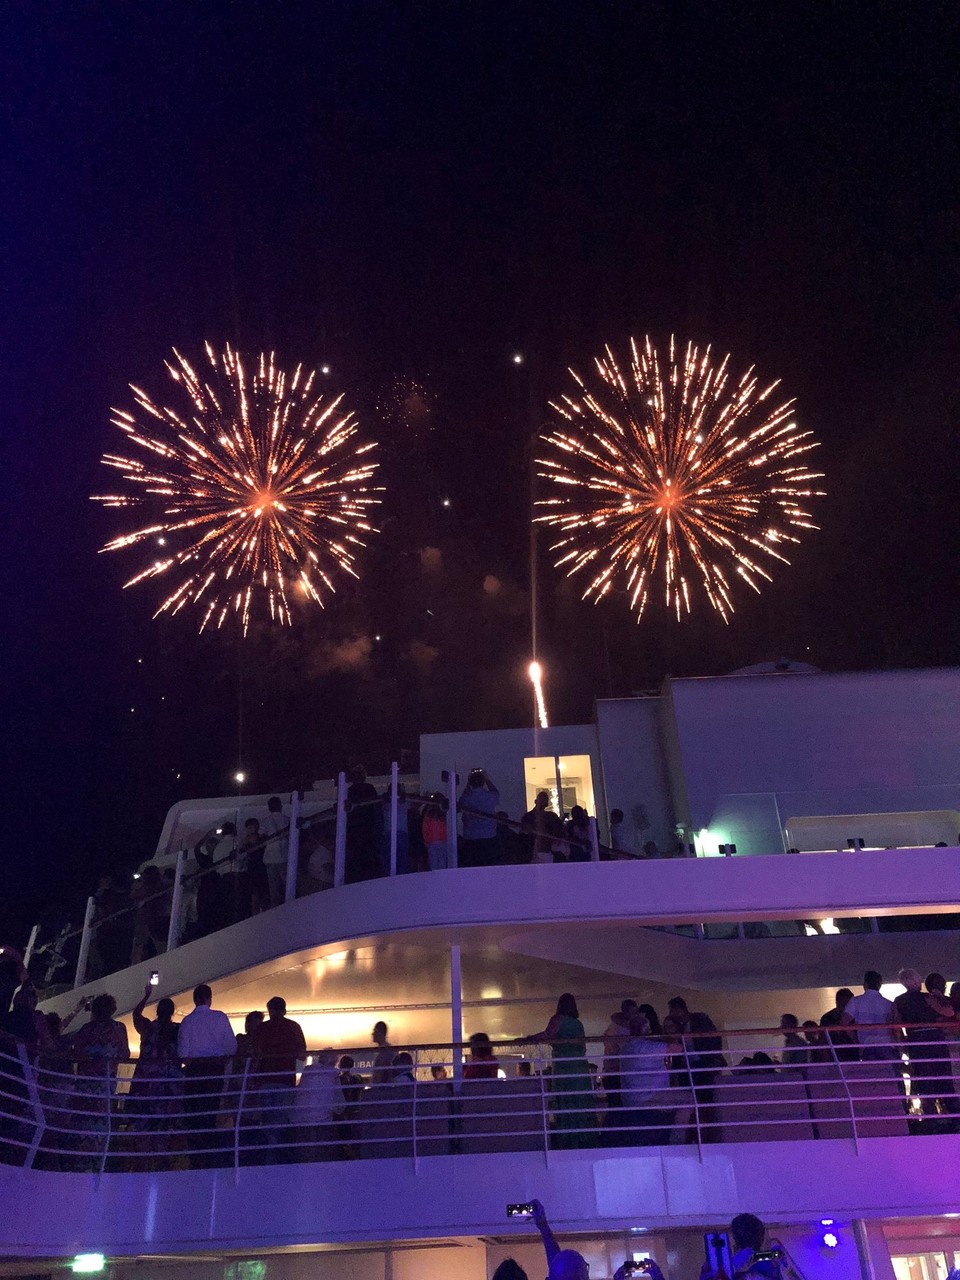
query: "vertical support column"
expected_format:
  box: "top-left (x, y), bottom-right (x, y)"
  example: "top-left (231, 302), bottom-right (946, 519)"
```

top-left (854, 1219), bottom-right (897, 1280)
top-left (334, 772), bottom-right (347, 887)
top-left (285, 790), bottom-right (301, 904)
top-left (73, 896), bottom-right (96, 990)
top-left (23, 924), bottom-right (39, 971)
top-left (165, 848), bottom-right (186, 953)
top-left (450, 943), bottom-right (463, 1091)
top-left (446, 766), bottom-right (458, 870)
top-left (589, 816), bottom-right (601, 862)
top-left (389, 762), bottom-right (399, 877)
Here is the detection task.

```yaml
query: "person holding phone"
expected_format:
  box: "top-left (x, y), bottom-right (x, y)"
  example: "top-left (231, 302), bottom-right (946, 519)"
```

top-left (499, 1200), bottom-right (591, 1280)
top-left (128, 981), bottom-right (182, 1158)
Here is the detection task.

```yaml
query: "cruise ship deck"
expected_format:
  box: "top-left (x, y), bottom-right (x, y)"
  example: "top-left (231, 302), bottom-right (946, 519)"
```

top-left (3, 669), bottom-right (960, 1280)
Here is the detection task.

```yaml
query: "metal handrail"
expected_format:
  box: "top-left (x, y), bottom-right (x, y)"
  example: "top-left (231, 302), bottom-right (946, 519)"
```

top-left (0, 1022), bottom-right (955, 1172)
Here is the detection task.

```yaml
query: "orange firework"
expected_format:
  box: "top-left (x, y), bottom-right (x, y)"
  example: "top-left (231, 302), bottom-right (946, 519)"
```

top-left (536, 336), bottom-right (824, 621)
top-left (92, 344), bottom-right (381, 632)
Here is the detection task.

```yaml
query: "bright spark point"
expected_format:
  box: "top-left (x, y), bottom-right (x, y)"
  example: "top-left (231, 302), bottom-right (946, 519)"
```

top-left (442, 497), bottom-right (451, 508)
top-left (528, 660), bottom-right (548, 728)
top-left (512, 353), bottom-right (524, 365)
top-left (536, 335), bottom-right (825, 622)
top-left (92, 345), bottom-right (381, 633)
top-left (320, 364), bottom-right (331, 375)
top-left (234, 771), bottom-right (246, 785)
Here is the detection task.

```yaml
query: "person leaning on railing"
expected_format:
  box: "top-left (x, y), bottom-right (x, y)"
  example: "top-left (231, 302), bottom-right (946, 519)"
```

top-left (515, 994), bottom-right (594, 1149)
top-left (894, 968), bottom-right (960, 1130)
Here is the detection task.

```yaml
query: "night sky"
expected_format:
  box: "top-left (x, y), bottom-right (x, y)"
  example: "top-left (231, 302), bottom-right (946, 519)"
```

top-left (2, 3), bottom-right (957, 939)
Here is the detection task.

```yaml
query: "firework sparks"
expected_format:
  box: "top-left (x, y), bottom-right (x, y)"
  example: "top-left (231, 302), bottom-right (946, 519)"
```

top-left (528, 660), bottom-right (549, 728)
top-left (92, 344), bottom-right (381, 632)
top-left (375, 376), bottom-right (434, 438)
top-left (536, 336), bottom-right (825, 621)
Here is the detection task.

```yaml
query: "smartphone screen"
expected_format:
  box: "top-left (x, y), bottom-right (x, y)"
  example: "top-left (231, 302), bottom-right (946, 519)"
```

top-left (149, 971), bottom-right (159, 986)
top-left (506, 1203), bottom-right (534, 1218)
top-left (704, 1231), bottom-right (733, 1276)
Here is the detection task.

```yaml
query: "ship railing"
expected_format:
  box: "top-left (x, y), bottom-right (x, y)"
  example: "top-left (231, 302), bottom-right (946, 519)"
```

top-left (20, 763), bottom-right (960, 993)
top-left (48, 763), bottom-right (619, 991)
top-left (1, 1023), bottom-right (957, 1173)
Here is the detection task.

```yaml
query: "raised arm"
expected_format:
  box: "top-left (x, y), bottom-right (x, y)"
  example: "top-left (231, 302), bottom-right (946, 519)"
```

top-left (515, 1013), bottom-right (561, 1046)
top-left (132, 984), bottom-right (153, 1037)
top-left (59, 997), bottom-right (90, 1033)
top-left (531, 1199), bottom-right (559, 1266)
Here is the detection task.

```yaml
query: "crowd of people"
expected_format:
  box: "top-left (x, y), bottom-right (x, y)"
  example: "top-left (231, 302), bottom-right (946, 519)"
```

top-left (1, 960), bottom-right (959, 1171)
top-left (494, 1203), bottom-right (786, 1280)
top-left (28, 766), bottom-right (620, 984)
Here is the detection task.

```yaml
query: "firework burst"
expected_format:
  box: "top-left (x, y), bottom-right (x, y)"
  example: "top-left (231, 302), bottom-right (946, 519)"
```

top-left (536, 336), bottom-right (824, 621)
top-left (93, 344), bottom-right (381, 632)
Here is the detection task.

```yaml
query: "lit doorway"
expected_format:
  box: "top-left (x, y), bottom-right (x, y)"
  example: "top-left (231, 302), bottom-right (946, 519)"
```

top-left (523, 754), bottom-right (596, 818)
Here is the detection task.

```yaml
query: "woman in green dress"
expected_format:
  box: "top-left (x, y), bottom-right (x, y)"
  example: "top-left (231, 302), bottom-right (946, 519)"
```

top-left (521, 992), bottom-right (595, 1148)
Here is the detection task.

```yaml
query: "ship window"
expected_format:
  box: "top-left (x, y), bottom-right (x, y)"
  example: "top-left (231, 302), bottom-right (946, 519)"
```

top-left (225, 1264), bottom-right (266, 1280)
top-left (891, 1253), bottom-right (960, 1280)
top-left (523, 754), bottom-right (596, 819)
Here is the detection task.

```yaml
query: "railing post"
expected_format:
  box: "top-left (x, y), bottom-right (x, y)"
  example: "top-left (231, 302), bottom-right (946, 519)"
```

top-left (446, 765), bottom-right (458, 870)
top-left (450, 944), bottom-right (463, 1092)
top-left (334, 772), bottom-right (347, 887)
top-left (830, 1039), bottom-right (860, 1153)
top-left (683, 1035), bottom-right (704, 1159)
top-left (99, 1069), bottom-right (113, 1177)
top-left (234, 1057), bottom-right (251, 1178)
top-left (21, 1043), bottom-right (45, 1170)
top-left (389, 762), bottom-right (399, 877)
top-left (285, 790), bottom-right (301, 904)
top-left (23, 924), bottom-right (39, 972)
top-left (538, 1050), bottom-right (551, 1165)
top-left (412, 1062), bottom-right (419, 1171)
top-left (73, 896), bottom-right (96, 990)
top-left (589, 816), bottom-right (601, 862)
top-left (165, 848), bottom-right (186, 953)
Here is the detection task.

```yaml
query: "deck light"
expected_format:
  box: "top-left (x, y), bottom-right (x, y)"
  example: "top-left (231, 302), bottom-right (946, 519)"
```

top-left (71, 1255), bottom-right (106, 1274)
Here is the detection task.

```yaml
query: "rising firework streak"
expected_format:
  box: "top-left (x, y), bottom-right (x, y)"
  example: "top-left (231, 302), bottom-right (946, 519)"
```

top-left (529, 660), bottom-right (549, 728)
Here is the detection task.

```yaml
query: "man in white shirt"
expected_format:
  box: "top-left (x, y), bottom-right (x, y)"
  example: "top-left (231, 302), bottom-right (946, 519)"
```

top-left (845, 970), bottom-right (896, 1061)
top-left (458, 769), bottom-right (500, 868)
top-left (262, 796), bottom-right (288, 908)
top-left (620, 1014), bottom-right (673, 1145)
top-left (178, 983), bottom-right (238, 1166)
top-left (295, 1048), bottom-right (346, 1157)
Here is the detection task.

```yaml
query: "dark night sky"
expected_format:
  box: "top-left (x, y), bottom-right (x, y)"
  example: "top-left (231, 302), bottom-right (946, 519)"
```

top-left (1, 2), bottom-right (958, 938)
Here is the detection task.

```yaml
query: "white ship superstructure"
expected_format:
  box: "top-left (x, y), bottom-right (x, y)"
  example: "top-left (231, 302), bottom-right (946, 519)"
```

top-left (2, 667), bottom-right (959, 1280)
